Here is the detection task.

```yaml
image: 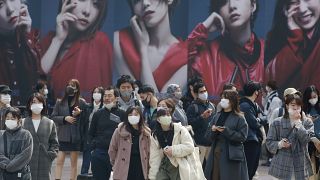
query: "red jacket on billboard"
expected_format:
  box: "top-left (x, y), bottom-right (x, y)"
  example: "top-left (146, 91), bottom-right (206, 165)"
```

top-left (118, 27), bottom-right (188, 91)
top-left (265, 29), bottom-right (320, 91)
top-left (188, 24), bottom-right (265, 100)
top-left (41, 31), bottom-right (113, 100)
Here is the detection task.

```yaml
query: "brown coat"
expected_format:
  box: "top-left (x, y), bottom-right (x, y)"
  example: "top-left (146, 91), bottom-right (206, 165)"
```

top-left (108, 123), bottom-right (150, 180)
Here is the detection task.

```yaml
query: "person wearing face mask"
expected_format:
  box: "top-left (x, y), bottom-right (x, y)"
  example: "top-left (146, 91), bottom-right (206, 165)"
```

top-left (138, 85), bottom-right (159, 130)
top-left (0, 107), bottom-right (33, 180)
top-left (181, 76), bottom-right (203, 112)
top-left (22, 93), bottom-right (59, 180)
top-left (263, 81), bottom-right (282, 125)
top-left (88, 86), bottom-right (126, 180)
top-left (266, 93), bottom-right (315, 180)
top-left (204, 90), bottom-right (249, 180)
top-left (149, 108), bottom-right (204, 180)
top-left (41, 0), bottom-right (113, 101)
top-left (0, 85), bottom-right (12, 130)
top-left (166, 84), bottom-right (188, 126)
top-left (51, 79), bottom-right (86, 180)
top-left (239, 81), bottom-right (265, 180)
top-left (108, 106), bottom-right (150, 180)
top-left (116, 75), bottom-right (142, 111)
top-left (78, 86), bottom-right (103, 177)
top-left (186, 82), bottom-right (216, 165)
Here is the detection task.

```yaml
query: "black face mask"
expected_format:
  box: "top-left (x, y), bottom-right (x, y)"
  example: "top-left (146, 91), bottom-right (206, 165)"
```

top-left (142, 97), bottom-right (151, 108)
top-left (66, 86), bottom-right (76, 96)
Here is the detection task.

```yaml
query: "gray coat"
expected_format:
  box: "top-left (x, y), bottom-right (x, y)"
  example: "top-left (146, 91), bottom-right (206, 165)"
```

top-left (0, 126), bottom-right (33, 180)
top-left (23, 116), bottom-right (59, 180)
top-left (51, 98), bottom-right (86, 144)
top-left (204, 112), bottom-right (249, 180)
top-left (266, 117), bottom-right (314, 179)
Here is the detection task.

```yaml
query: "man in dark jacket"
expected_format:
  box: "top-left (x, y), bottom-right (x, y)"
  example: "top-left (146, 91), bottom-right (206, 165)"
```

top-left (138, 85), bottom-right (158, 130)
top-left (186, 82), bottom-right (216, 164)
top-left (88, 86), bottom-right (125, 180)
top-left (239, 81), bottom-right (264, 180)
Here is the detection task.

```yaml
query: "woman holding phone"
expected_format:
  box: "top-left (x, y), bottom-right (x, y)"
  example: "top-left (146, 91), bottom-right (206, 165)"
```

top-left (51, 79), bottom-right (86, 180)
top-left (40, 0), bottom-right (112, 100)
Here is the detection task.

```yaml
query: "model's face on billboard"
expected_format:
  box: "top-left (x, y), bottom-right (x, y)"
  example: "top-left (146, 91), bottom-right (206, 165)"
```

top-left (69, 0), bottom-right (99, 32)
top-left (0, 0), bottom-right (22, 33)
top-left (219, 0), bottom-right (256, 30)
top-left (290, 0), bottom-right (320, 30)
top-left (132, 0), bottom-right (170, 28)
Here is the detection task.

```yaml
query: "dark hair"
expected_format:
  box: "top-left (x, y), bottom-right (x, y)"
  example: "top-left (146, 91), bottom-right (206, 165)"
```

top-left (58, 0), bottom-right (108, 39)
top-left (193, 82), bottom-right (205, 94)
top-left (26, 93), bottom-right (47, 116)
top-left (138, 84), bottom-right (155, 94)
top-left (105, 86), bottom-right (120, 97)
top-left (221, 90), bottom-right (243, 116)
top-left (265, 0), bottom-right (320, 64)
top-left (91, 86), bottom-right (104, 109)
top-left (242, 81), bottom-right (261, 96)
top-left (158, 98), bottom-right (176, 115)
top-left (5, 107), bottom-right (22, 125)
top-left (303, 85), bottom-right (320, 114)
top-left (35, 81), bottom-right (46, 93)
top-left (61, 79), bottom-right (81, 106)
top-left (123, 106), bottom-right (146, 133)
top-left (210, 0), bottom-right (258, 28)
top-left (267, 80), bottom-right (278, 91)
top-left (283, 93), bottom-right (303, 119)
top-left (127, 0), bottom-right (179, 16)
top-left (134, 80), bottom-right (143, 89)
top-left (116, 75), bottom-right (134, 89)
top-left (223, 83), bottom-right (236, 91)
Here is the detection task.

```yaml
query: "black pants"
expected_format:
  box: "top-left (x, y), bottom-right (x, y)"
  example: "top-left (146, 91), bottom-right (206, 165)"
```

top-left (91, 148), bottom-right (112, 180)
top-left (244, 141), bottom-right (261, 180)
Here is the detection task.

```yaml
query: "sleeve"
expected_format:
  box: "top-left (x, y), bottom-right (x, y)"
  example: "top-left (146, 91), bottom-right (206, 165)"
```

top-left (221, 116), bottom-right (248, 143)
top-left (0, 154), bottom-right (10, 169)
top-left (295, 119), bottom-right (313, 145)
top-left (287, 29), bottom-right (304, 56)
top-left (186, 104), bottom-right (205, 129)
top-left (6, 131), bottom-right (33, 172)
top-left (51, 100), bottom-right (65, 125)
top-left (88, 112), bottom-right (98, 149)
top-left (187, 23), bottom-right (209, 60)
top-left (108, 128), bottom-right (119, 166)
top-left (172, 127), bottom-right (194, 158)
top-left (25, 29), bottom-right (42, 73)
top-left (47, 121), bottom-right (59, 160)
top-left (240, 103), bottom-right (261, 130)
top-left (266, 121), bottom-right (281, 154)
top-left (148, 135), bottom-right (163, 180)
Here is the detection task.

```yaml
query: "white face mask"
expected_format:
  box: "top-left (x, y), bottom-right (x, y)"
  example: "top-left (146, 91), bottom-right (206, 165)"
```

top-left (158, 116), bottom-right (172, 126)
top-left (93, 93), bottom-right (102, 101)
top-left (43, 89), bottom-right (49, 95)
top-left (134, 88), bottom-right (139, 94)
top-left (266, 86), bottom-right (271, 93)
top-left (220, 98), bottom-right (230, 109)
top-left (174, 92), bottom-right (183, 99)
top-left (5, 120), bottom-right (18, 129)
top-left (1, 94), bottom-right (11, 105)
top-left (31, 103), bottom-right (43, 115)
top-left (104, 102), bottom-right (114, 110)
top-left (198, 92), bottom-right (208, 101)
top-left (128, 115), bottom-right (140, 125)
top-left (288, 107), bottom-right (301, 116)
top-left (309, 97), bottom-right (318, 106)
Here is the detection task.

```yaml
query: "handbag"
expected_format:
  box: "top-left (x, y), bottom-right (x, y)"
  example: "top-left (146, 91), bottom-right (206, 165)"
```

top-left (228, 142), bottom-right (245, 161)
top-left (2, 132), bottom-right (31, 180)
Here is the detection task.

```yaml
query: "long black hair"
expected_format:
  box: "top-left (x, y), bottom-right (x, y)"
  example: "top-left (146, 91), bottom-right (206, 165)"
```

top-left (123, 106), bottom-right (146, 134)
top-left (303, 85), bottom-right (320, 114)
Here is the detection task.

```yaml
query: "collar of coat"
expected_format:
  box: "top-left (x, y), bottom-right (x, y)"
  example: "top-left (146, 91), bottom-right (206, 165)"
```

top-left (117, 122), bottom-right (151, 137)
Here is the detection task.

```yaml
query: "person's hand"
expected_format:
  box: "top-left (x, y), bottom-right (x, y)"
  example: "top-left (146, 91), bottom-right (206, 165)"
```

top-left (284, 4), bottom-right (300, 30)
top-left (18, 4), bottom-right (32, 33)
top-left (55, 0), bottom-right (78, 42)
top-left (203, 12), bottom-right (225, 34)
top-left (163, 146), bottom-right (173, 157)
top-left (65, 116), bottom-right (76, 124)
top-left (279, 138), bottom-right (291, 149)
top-left (72, 106), bottom-right (81, 117)
top-left (130, 15), bottom-right (149, 53)
top-left (201, 109), bottom-right (212, 119)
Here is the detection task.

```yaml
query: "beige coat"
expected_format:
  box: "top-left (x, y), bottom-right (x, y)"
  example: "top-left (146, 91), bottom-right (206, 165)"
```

top-left (108, 123), bottom-right (151, 180)
top-left (149, 123), bottom-right (205, 180)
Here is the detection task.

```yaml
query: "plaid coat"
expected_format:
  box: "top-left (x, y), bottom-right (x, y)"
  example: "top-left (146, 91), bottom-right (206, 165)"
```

top-left (266, 117), bottom-right (314, 179)
top-left (23, 117), bottom-right (59, 180)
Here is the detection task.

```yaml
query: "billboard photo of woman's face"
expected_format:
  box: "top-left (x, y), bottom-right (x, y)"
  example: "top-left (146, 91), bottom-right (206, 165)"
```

top-left (0, 0), bottom-right (22, 33)
top-left (289, 0), bottom-right (320, 30)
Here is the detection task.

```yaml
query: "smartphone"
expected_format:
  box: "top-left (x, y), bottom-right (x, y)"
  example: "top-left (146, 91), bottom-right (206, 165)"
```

top-left (216, 126), bottom-right (225, 129)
